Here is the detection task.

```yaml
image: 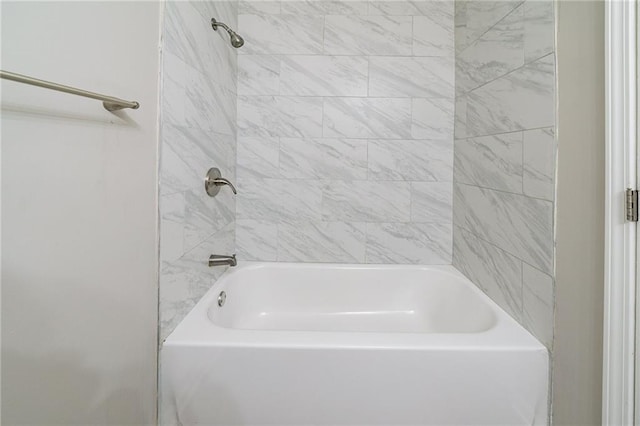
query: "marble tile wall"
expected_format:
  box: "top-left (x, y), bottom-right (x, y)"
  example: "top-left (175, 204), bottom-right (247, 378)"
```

top-left (235, 0), bottom-right (455, 264)
top-left (452, 0), bottom-right (555, 348)
top-left (159, 0), bottom-right (238, 340)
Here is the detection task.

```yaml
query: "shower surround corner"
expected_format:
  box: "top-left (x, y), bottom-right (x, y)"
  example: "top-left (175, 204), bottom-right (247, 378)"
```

top-left (452, 0), bottom-right (556, 349)
top-left (159, 0), bottom-right (239, 340)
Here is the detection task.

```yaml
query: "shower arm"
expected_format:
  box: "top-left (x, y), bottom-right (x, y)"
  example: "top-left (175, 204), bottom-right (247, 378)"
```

top-left (211, 18), bottom-right (232, 33)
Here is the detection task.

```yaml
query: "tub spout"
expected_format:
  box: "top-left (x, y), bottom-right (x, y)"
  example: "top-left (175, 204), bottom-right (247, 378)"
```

top-left (209, 254), bottom-right (237, 267)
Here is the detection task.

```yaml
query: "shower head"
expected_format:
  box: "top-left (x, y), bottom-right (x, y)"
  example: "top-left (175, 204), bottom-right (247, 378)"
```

top-left (228, 30), bottom-right (244, 48)
top-left (211, 18), bottom-right (244, 48)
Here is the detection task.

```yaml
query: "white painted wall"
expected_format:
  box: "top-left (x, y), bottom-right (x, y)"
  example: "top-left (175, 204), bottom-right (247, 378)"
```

top-left (1, 2), bottom-right (161, 424)
top-left (553, 1), bottom-right (605, 424)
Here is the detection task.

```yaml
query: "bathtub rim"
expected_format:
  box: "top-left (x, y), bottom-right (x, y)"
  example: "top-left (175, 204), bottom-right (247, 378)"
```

top-left (163, 262), bottom-right (547, 352)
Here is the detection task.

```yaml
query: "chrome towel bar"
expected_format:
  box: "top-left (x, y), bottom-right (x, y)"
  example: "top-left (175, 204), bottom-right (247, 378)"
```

top-left (0, 70), bottom-right (140, 111)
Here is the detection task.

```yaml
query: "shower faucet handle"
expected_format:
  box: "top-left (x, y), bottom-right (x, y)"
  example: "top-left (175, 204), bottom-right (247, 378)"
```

top-left (205, 167), bottom-right (237, 196)
top-left (212, 176), bottom-right (237, 194)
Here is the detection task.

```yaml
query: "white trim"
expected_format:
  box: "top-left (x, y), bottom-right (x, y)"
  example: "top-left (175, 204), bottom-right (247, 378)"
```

top-left (604, 0), bottom-right (638, 424)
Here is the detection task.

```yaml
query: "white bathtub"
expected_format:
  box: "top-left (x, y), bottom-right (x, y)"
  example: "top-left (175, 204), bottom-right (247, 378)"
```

top-left (161, 262), bottom-right (549, 425)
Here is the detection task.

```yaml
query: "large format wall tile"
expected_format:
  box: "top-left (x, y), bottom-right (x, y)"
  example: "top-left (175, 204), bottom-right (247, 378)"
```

top-left (238, 1), bottom-right (280, 15)
top-left (237, 178), bottom-right (324, 222)
top-left (454, 132), bottom-right (523, 193)
top-left (279, 56), bottom-right (368, 97)
top-left (366, 222), bottom-right (452, 264)
top-left (160, 125), bottom-right (235, 196)
top-left (412, 3), bottom-right (455, 56)
top-left (324, 15), bottom-right (413, 55)
top-left (368, 140), bottom-right (453, 182)
top-left (322, 181), bottom-right (411, 222)
top-left (523, 0), bottom-right (554, 62)
top-left (280, 138), bottom-right (368, 180)
top-left (360, 1), bottom-right (454, 56)
top-left (160, 0), bottom-right (238, 339)
top-left (237, 137), bottom-right (280, 179)
top-left (281, 0), bottom-right (368, 15)
top-left (523, 127), bottom-right (556, 201)
top-left (278, 221), bottom-right (367, 263)
top-left (454, 96), bottom-right (467, 138)
top-left (162, 52), bottom-right (187, 127)
top-left (196, 1), bottom-right (238, 30)
top-left (236, 0), bottom-right (456, 264)
top-left (454, 0), bottom-right (470, 53)
top-left (236, 219), bottom-right (278, 261)
top-left (456, 3), bottom-right (524, 93)
top-left (369, 0), bottom-right (448, 16)
top-left (466, 53), bottom-right (555, 137)
top-left (160, 124), bottom-right (209, 196)
top-left (323, 97), bottom-right (412, 139)
top-left (160, 192), bottom-right (185, 264)
top-left (465, 0), bottom-right (523, 45)
top-left (239, 14), bottom-right (324, 55)
top-left (185, 67), bottom-right (236, 135)
top-left (165, 1), bottom-right (237, 90)
top-left (411, 98), bottom-right (455, 140)
top-left (236, 177), bottom-right (284, 221)
top-left (237, 55), bottom-right (280, 95)
top-left (238, 95), bottom-right (323, 137)
top-left (522, 262), bottom-right (554, 348)
top-left (369, 57), bottom-right (454, 98)
top-left (454, 183), bottom-right (553, 274)
top-left (183, 189), bottom-right (235, 252)
top-left (453, 226), bottom-right (523, 321)
top-left (160, 222), bottom-right (234, 341)
top-left (411, 182), bottom-right (453, 223)
top-left (453, 0), bottom-right (556, 349)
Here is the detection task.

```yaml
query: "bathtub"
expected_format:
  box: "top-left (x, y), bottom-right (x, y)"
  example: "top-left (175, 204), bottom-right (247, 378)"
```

top-left (161, 262), bottom-right (549, 425)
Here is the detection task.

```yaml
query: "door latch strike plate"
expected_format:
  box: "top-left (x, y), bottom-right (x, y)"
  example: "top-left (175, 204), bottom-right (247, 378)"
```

top-left (626, 188), bottom-right (638, 222)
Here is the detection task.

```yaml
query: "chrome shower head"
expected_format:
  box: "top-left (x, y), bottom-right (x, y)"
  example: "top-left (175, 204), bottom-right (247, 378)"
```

top-left (211, 18), bottom-right (244, 49)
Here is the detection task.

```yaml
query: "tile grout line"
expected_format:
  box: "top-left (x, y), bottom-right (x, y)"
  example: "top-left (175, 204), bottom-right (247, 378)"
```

top-left (454, 123), bottom-right (556, 142)
top-left (453, 223), bottom-right (527, 274)
top-left (456, 0), bottom-right (526, 58)
top-left (457, 51), bottom-right (555, 96)
top-left (454, 179), bottom-right (554, 203)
